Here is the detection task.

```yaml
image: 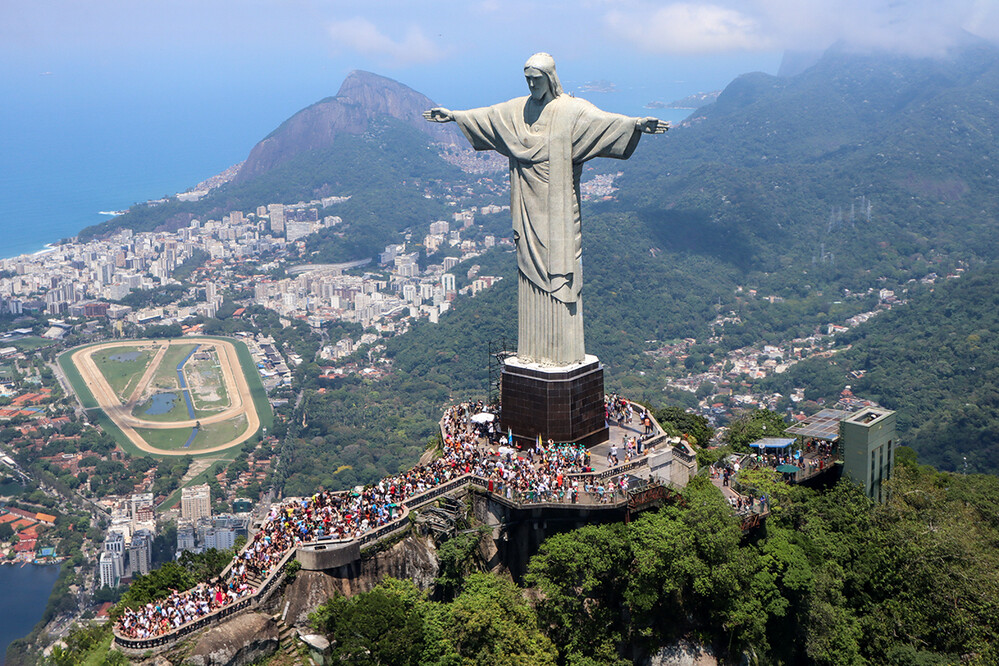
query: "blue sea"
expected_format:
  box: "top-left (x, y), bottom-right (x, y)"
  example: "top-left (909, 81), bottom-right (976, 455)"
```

top-left (0, 52), bottom-right (779, 260)
top-left (0, 563), bottom-right (61, 665)
top-left (0, 55), bottom-right (342, 260)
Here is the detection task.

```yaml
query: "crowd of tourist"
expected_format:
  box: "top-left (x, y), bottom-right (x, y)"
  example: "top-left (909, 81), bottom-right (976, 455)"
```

top-left (117, 401), bottom-right (648, 640)
top-left (115, 580), bottom-right (254, 640)
top-left (748, 438), bottom-right (837, 479)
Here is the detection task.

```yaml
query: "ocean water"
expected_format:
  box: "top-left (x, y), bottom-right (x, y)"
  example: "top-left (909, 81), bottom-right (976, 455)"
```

top-left (0, 56), bottom-right (336, 260)
top-left (0, 87), bottom-right (687, 261)
top-left (0, 563), bottom-right (61, 665)
top-left (0, 52), bottom-right (779, 261)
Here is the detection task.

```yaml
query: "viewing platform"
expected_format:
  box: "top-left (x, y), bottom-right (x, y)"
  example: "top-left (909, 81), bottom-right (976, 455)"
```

top-left (113, 400), bottom-right (697, 653)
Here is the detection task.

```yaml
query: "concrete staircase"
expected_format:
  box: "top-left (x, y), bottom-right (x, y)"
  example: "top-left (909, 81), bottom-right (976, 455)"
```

top-left (272, 611), bottom-right (309, 665)
top-left (245, 572), bottom-right (265, 593)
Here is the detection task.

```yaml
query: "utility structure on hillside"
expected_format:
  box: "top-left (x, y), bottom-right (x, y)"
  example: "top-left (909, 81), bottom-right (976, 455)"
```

top-left (840, 408), bottom-right (897, 503)
top-left (783, 406), bottom-right (898, 503)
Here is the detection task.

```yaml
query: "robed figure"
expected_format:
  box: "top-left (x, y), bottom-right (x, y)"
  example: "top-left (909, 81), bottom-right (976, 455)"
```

top-left (426, 53), bottom-right (667, 367)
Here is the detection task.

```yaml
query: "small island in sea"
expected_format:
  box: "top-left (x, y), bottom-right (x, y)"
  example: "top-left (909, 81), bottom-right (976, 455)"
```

top-left (646, 90), bottom-right (720, 110)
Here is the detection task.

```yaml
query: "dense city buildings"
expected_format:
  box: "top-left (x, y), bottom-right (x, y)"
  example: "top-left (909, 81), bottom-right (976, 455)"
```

top-left (0, 198), bottom-right (503, 358)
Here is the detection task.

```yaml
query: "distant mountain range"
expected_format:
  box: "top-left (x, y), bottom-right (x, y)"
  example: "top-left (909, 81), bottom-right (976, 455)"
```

top-left (618, 39), bottom-right (999, 280)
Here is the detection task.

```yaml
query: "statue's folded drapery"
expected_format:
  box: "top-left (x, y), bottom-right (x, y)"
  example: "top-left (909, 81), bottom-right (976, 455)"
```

top-left (452, 95), bottom-right (641, 366)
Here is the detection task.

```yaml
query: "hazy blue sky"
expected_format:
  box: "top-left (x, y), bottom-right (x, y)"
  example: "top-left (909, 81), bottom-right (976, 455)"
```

top-left (1, 1), bottom-right (997, 255)
top-left (7, 0), bottom-right (998, 112)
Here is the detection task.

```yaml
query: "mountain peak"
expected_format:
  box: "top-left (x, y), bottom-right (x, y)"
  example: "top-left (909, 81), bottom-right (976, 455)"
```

top-left (235, 70), bottom-right (461, 184)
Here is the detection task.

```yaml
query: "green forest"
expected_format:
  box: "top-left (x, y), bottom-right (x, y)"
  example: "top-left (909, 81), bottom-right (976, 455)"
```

top-left (303, 455), bottom-right (998, 666)
top-left (761, 263), bottom-right (999, 475)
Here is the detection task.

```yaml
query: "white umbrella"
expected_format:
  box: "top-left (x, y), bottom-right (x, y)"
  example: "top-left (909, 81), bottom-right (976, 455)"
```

top-left (470, 412), bottom-right (496, 423)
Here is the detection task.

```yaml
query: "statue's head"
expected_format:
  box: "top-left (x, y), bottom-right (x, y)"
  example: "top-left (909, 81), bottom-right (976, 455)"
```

top-left (524, 52), bottom-right (564, 101)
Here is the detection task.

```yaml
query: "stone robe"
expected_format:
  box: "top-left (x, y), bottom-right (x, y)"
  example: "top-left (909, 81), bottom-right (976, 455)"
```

top-left (452, 95), bottom-right (642, 366)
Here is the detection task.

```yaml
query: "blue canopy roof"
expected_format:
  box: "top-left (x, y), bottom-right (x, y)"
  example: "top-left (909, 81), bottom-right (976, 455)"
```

top-left (749, 437), bottom-right (796, 449)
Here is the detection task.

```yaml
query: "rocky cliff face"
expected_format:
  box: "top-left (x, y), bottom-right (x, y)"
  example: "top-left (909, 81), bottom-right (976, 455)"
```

top-left (182, 612), bottom-right (280, 666)
top-left (234, 70), bottom-right (463, 184)
top-left (278, 532), bottom-right (441, 627)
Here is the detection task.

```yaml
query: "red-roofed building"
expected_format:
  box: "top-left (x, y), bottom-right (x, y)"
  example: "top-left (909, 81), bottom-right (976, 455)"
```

top-left (10, 518), bottom-right (35, 531)
top-left (5, 508), bottom-right (38, 520)
top-left (14, 540), bottom-right (36, 553)
top-left (95, 602), bottom-right (114, 622)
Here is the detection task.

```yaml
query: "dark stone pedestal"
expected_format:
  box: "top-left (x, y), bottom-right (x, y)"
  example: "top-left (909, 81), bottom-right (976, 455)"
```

top-left (500, 355), bottom-right (608, 448)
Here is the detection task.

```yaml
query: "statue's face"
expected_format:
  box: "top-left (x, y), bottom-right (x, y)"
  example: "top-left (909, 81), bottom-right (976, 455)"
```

top-left (524, 67), bottom-right (551, 101)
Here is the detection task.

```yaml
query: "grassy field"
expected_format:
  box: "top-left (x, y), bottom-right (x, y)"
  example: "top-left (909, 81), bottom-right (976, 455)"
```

top-left (131, 426), bottom-right (195, 451)
top-left (133, 414), bottom-right (248, 453)
top-left (10, 336), bottom-right (53, 352)
top-left (90, 345), bottom-right (152, 400)
top-left (149, 343), bottom-right (198, 392)
top-left (190, 415), bottom-right (249, 450)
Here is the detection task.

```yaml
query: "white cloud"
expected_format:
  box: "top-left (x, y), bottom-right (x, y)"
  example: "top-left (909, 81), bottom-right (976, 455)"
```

top-left (605, 3), bottom-right (771, 54)
top-left (750, 0), bottom-right (979, 57)
top-left (966, 0), bottom-right (999, 41)
top-left (605, 0), bottom-right (999, 57)
top-left (327, 17), bottom-right (446, 66)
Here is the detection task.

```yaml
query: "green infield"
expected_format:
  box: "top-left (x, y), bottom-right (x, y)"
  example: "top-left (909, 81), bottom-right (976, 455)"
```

top-left (90, 345), bottom-right (153, 400)
top-left (150, 343), bottom-right (198, 392)
top-left (133, 414), bottom-right (248, 452)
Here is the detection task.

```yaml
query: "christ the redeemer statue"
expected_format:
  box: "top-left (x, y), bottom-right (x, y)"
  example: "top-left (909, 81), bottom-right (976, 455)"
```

top-left (425, 53), bottom-right (667, 367)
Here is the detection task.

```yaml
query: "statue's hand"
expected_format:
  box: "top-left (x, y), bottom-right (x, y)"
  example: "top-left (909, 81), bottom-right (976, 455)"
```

top-left (424, 107), bottom-right (454, 123)
top-left (637, 117), bottom-right (670, 134)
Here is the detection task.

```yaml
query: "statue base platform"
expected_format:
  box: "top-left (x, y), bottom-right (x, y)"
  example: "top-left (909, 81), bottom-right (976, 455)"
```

top-left (500, 355), bottom-right (608, 448)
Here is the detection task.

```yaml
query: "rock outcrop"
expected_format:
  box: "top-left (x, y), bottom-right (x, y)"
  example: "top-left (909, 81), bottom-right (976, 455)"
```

top-left (280, 531), bottom-right (440, 627)
top-left (183, 612), bottom-right (280, 666)
top-left (646, 640), bottom-right (745, 666)
top-left (234, 70), bottom-right (463, 184)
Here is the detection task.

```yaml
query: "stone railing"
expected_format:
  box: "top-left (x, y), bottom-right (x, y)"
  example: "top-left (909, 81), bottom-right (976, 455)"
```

top-left (566, 456), bottom-right (651, 481)
top-left (114, 596), bottom-right (254, 653)
top-left (113, 537), bottom-right (298, 653)
top-left (469, 476), bottom-right (632, 510)
top-left (115, 402), bottom-right (687, 651)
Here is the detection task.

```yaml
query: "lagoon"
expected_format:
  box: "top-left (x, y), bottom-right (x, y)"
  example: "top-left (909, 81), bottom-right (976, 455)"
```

top-left (145, 392), bottom-right (179, 416)
top-left (0, 564), bottom-right (61, 665)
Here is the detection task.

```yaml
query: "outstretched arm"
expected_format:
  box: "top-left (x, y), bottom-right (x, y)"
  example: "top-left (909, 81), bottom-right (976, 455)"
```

top-left (636, 117), bottom-right (670, 134)
top-left (424, 107), bottom-right (454, 123)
